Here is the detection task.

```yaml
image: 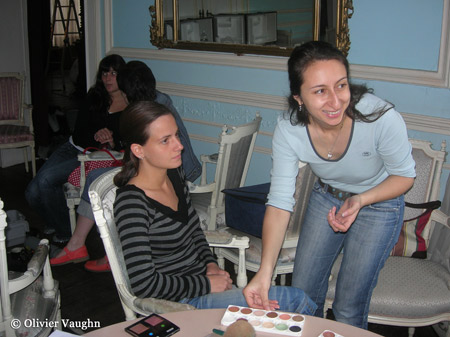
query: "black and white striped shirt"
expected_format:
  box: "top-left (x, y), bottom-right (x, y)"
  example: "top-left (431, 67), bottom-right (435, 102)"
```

top-left (114, 168), bottom-right (216, 301)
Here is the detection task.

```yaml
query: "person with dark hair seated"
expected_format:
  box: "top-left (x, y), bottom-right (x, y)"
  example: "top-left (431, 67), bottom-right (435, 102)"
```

top-left (50, 61), bottom-right (201, 271)
top-left (26, 54), bottom-right (127, 243)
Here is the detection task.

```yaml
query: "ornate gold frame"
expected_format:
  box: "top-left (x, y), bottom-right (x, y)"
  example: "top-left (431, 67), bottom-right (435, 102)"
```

top-left (150, 0), bottom-right (353, 56)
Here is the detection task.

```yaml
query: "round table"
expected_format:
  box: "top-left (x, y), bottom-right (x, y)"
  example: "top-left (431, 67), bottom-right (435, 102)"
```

top-left (84, 308), bottom-right (382, 337)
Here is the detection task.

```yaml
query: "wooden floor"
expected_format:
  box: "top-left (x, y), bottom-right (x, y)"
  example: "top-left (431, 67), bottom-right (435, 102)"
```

top-left (0, 161), bottom-right (441, 336)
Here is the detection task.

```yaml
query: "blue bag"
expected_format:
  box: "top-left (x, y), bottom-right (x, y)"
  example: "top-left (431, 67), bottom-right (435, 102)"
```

top-left (222, 183), bottom-right (270, 238)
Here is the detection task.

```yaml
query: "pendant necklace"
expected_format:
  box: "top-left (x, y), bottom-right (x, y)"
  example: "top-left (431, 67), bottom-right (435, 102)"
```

top-left (327, 119), bottom-right (345, 159)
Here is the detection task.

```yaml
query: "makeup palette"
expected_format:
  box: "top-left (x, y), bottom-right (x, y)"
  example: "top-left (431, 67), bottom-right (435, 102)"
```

top-left (124, 313), bottom-right (180, 337)
top-left (318, 330), bottom-right (344, 337)
top-left (221, 305), bottom-right (305, 336)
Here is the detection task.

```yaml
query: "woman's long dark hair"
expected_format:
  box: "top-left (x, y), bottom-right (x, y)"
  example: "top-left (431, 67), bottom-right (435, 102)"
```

top-left (114, 101), bottom-right (172, 187)
top-left (88, 54), bottom-right (125, 125)
top-left (117, 60), bottom-right (157, 102)
top-left (287, 41), bottom-right (392, 125)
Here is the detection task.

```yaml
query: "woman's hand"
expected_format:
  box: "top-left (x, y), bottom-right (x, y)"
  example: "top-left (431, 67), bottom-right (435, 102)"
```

top-left (243, 272), bottom-right (279, 310)
top-left (327, 194), bottom-right (362, 232)
top-left (206, 262), bottom-right (230, 277)
top-left (94, 128), bottom-right (114, 148)
top-left (207, 273), bottom-right (233, 293)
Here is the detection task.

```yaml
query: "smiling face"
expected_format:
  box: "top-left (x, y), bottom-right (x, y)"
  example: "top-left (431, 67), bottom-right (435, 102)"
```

top-left (294, 59), bottom-right (350, 128)
top-left (136, 114), bottom-right (184, 170)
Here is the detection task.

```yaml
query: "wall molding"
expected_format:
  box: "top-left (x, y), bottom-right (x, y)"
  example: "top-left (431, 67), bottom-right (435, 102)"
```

top-left (156, 82), bottom-right (450, 137)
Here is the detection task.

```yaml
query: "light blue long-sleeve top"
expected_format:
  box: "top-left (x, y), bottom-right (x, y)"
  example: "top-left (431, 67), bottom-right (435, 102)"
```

top-left (268, 93), bottom-right (416, 212)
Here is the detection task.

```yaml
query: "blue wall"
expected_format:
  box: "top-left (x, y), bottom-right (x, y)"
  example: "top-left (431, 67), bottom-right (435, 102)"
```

top-left (108, 0), bottom-right (450, 198)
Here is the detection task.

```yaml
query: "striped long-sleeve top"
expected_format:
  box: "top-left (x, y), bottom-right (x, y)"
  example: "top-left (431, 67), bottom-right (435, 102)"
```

top-left (114, 168), bottom-right (217, 301)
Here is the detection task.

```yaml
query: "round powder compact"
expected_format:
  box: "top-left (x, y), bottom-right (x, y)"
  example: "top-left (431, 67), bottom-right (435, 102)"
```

top-left (241, 308), bottom-right (253, 315)
top-left (323, 331), bottom-right (336, 337)
top-left (253, 310), bottom-right (265, 317)
top-left (279, 313), bottom-right (291, 320)
top-left (275, 323), bottom-right (288, 331)
top-left (289, 326), bottom-right (302, 333)
top-left (262, 322), bottom-right (275, 329)
top-left (228, 306), bottom-right (240, 313)
top-left (292, 315), bottom-right (304, 322)
top-left (266, 311), bottom-right (278, 318)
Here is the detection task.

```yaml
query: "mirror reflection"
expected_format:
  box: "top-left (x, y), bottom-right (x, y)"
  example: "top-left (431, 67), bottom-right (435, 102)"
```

top-left (150, 0), bottom-right (353, 56)
top-left (163, 0), bottom-right (315, 48)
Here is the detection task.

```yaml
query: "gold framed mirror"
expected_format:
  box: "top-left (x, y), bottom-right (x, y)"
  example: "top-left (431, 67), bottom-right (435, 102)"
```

top-left (150, 0), bottom-right (353, 57)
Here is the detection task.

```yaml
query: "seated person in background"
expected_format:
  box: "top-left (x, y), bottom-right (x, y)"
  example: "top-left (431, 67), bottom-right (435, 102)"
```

top-left (26, 54), bottom-right (127, 243)
top-left (113, 100), bottom-right (317, 313)
top-left (50, 61), bottom-right (202, 272)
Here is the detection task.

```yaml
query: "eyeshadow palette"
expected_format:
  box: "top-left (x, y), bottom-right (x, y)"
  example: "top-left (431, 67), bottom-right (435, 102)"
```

top-left (221, 305), bottom-right (305, 336)
top-left (319, 330), bottom-right (344, 337)
top-left (124, 313), bottom-right (180, 337)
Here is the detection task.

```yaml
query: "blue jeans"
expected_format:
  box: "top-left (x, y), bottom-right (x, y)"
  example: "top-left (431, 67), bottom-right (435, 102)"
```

top-left (292, 181), bottom-right (404, 329)
top-left (25, 141), bottom-right (81, 238)
top-left (180, 286), bottom-right (317, 315)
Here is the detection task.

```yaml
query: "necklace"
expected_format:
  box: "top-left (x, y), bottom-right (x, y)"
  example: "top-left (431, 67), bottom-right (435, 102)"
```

top-left (327, 119), bottom-right (345, 159)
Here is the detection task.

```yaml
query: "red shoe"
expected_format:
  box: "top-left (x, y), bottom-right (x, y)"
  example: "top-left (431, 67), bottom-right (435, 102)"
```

top-left (50, 246), bottom-right (89, 266)
top-left (84, 257), bottom-right (111, 273)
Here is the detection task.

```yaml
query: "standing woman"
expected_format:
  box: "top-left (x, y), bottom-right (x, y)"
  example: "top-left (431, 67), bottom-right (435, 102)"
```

top-left (243, 41), bottom-right (416, 329)
top-left (26, 54), bottom-right (127, 243)
top-left (113, 101), bottom-right (316, 313)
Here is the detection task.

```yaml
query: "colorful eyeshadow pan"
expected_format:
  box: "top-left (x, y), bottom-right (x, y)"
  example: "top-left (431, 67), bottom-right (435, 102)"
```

top-left (221, 305), bottom-right (306, 336)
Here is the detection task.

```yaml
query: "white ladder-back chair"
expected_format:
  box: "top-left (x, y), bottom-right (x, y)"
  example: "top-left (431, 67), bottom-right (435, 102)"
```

top-left (89, 168), bottom-right (249, 321)
top-left (325, 139), bottom-right (450, 336)
top-left (0, 199), bottom-right (60, 337)
top-left (64, 150), bottom-right (124, 233)
top-left (217, 162), bottom-right (317, 286)
top-left (189, 113), bottom-right (262, 231)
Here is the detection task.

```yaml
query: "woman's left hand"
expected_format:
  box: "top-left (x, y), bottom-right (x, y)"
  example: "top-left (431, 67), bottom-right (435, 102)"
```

top-left (94, 128), bottom-right (114, 148)
top-left (206, 262), bottom-right (230, 277)
top-left (328, 195), bottom-right (362, 232)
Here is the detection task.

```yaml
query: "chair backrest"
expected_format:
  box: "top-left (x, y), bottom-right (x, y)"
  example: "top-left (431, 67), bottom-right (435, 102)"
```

top-left (283, 162), bottom-right (317, 248)
top-left (211, 114), bottom-right (262, 211)
top-left (404, 139), bottom-right (446, 242)
top-left (0, 73), bottom-right (24, 124)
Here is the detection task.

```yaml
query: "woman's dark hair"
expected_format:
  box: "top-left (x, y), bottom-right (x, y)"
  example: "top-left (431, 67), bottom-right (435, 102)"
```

top-left (114, 101), bottom-right (172, 187)
top-left (88, 54), bottom-right (125, 124)
top-left (287, 41), bottom-right (391, 125)
top-left (117, 60), bottom-right (157, 103)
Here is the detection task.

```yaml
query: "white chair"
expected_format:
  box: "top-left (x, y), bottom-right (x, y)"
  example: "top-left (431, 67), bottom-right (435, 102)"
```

top-left (89, 167), bottom-right (249, 321)
top-left (325, 139), bottom-right (450, 336)
top-left (0, 198), bottom-right (61, 337)
top-left (0, 73), bottom-right (36, 177)
top-left (217, 162), bottom-right (317, 286)
top-left (64, 150), bottom-right (123, 233)
top-left (189, 113), bottom-right (262, 231)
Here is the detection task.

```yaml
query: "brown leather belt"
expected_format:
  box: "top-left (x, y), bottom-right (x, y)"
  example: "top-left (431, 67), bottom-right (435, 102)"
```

top-left (318, 179), bottom-right (356, 202)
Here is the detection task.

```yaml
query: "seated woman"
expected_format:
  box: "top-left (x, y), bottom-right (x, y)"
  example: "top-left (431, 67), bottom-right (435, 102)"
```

top-left (26, 54), bottom-right (127, 243)
top-left (50, 61), bottom-right (202, 271)
top-left (113, 100), bottom-right (317, 313)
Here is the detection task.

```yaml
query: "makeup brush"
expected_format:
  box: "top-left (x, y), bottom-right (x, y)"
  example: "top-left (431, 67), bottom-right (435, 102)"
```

top-left (223, 320), bottom-right (256, 337)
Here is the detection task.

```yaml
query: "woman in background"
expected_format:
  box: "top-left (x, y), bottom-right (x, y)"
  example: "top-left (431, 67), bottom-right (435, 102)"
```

top-left (26, 54), bottom-right (126, 243)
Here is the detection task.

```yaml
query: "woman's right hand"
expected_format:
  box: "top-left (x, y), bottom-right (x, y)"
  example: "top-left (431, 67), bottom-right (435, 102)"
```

top-left (243, 271), bottom-right (279, 310)
top-left (208, 274), bottom-right (233, 293)
top-left (94, 128), bottom-right (114, 147)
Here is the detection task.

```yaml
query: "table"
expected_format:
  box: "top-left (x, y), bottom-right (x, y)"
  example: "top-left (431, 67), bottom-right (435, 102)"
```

top-left (84, 309), bottom-right (382, 337)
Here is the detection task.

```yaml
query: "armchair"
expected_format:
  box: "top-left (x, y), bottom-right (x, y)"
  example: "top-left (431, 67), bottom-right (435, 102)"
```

top-left (0, 73), bottom-right (36, 177)
top-left (217, 162), bottom-right (317, 286)
top-left (188, 113), bottom-right (262, 231)
top-left (64, 150), bottom-right (123, 233)
top-left (0, 198), bottom-right (60, 337)
top-left (325, 139), bottom-right (449, 336)
top-left (89, 167), bottom-right (249, 321)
